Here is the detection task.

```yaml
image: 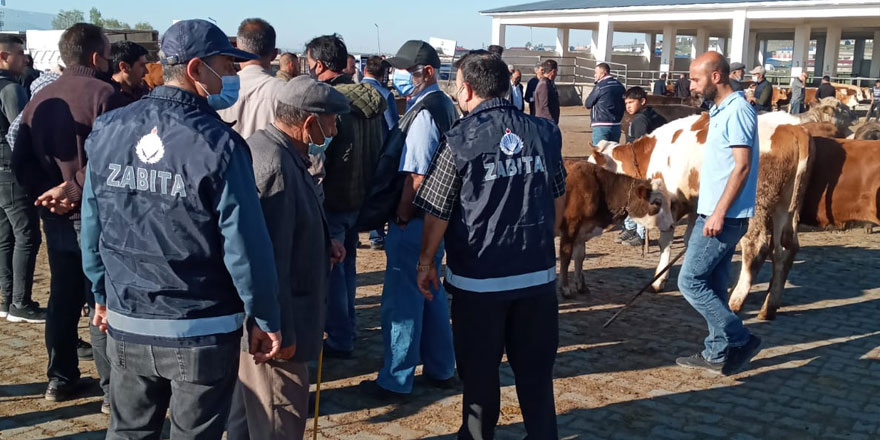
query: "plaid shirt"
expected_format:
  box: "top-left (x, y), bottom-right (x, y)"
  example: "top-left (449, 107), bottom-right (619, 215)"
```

top-left (414, 141), bottom-right (567, 221)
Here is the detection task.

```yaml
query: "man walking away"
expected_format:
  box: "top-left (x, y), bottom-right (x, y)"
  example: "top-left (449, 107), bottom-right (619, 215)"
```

top-left (524, 64), bottom-right (543, 116)
top-left (110, 41), bottom-right (150, 105)
top-left (618, 86), bottom-right (667, 247)
top-left (0, 35), bottom-right (42, 324)
top-left (584, 62), bottom-right (626, 145)
top-left (13, 23), bottom-right (127, 405)
top-left (748, 66), bottom-right (772, 112)
top-left (416, 51), bottom-right (566, 440)
top-left (534, 59), bottom-right (560, 124)
top-left (218, 18), bottom-right (285, 139)
top-left (360, 40), bottom-right (457, 400)
top-left (81, 19), bottom-right (282, 438)
top-left (816, 75), bottom-right (836, 100)
top-left (306, 34), bottom-right (385, 358)
top-left (510, 68), bottom-right (524, 111)
top-left (729, 62), bottom-right (746, 92)
top-left (789, 71), bottom-right (807, 115)
top-left (362, 55), bottom-right (399, 251)
top-left (675, 73), bottom-right (691, 98)
top-left (677, 51), bottom-right (762, 376)
top-left (227, 76), bottom-right (347, 440)
top-left (868, 79), bottom-right (880, 121)
top-left (653, 73), bottom-right (667, 96)
top-left (276, 52), bottom-right (299, 81)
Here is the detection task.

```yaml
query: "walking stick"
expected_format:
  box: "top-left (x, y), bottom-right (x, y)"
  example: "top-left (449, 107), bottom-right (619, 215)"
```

top-left (312, 348), bottom-right (324, 440)
top-left (603, 246), bottom-right (687, 328)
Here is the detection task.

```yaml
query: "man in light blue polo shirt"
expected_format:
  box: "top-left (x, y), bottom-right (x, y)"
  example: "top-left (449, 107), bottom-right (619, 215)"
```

top-left (676, 52), bottom-right (762, 376)
top-left (359, 41), bottom-right (458, 399)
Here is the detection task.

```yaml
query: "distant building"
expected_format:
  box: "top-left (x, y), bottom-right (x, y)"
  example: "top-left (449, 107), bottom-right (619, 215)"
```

top-left (0, 7), bottom-right (54, 31)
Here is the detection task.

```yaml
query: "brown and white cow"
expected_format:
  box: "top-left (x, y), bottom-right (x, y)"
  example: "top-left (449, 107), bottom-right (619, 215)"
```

top-left (557, 160), bottom-right (674, 298)
top-left (591, 111), bottom-right (814, 320)
top-left (800, 137), bottom-right (880, 228)
top-left (853, 121), bottom-right (880, 141)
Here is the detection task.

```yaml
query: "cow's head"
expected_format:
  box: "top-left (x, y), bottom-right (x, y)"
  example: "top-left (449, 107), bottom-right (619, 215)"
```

top-left (588, 140), bottom-right (622, 173)
top-left (805, 97), bottom-right (857, 131)
top-left (627, 178), bottom-right (675, 232)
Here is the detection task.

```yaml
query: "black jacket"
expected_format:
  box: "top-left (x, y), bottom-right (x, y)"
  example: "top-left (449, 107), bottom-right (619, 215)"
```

top-left (817, 83), bottom-right (836, 100)
top-left (524, 77), bottom-right (540, 116)
top-left (675, 78), bottom-right (691, 98)
top-left (626, 107), bottom-right (667, 143)
top-left (652, 79), bottom-right (667, 96)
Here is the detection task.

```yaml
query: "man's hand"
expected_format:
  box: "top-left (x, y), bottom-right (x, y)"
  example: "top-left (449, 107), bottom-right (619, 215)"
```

top-left (35, 183), bottom-right (77, 214)
top-left (276, 344), bottom-right (296, 360)
top-left (703, 213), bottom-right (724, 237)
top-left (417, 263), bottom-right (439, 301)
top-left (330, 239), bottom-right (346, 266)
top-left (92, 304), bottom-right (108, 333)
top-left (248, 326), bottom-right (282, 364)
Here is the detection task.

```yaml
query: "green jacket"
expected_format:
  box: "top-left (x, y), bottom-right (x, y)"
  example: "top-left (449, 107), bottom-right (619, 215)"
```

top-left (324, 74), bottom-right (386, 213)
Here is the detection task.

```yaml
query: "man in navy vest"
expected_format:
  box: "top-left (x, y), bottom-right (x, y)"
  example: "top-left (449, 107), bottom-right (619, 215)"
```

top-left (415, 51), bottom-right (566, 439)
top-left (80, 19), bottom-right (282, 438)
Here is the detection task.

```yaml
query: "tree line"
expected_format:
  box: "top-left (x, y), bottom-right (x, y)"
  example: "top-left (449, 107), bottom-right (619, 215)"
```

top-left (52, 7), bottom-right (153, 31)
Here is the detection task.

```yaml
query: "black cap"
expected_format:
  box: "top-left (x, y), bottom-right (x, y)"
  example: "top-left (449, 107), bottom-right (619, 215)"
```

top-left (160, 19), bottom-right (258, 66)
top-left (386, 40), bottom-right (441, 69)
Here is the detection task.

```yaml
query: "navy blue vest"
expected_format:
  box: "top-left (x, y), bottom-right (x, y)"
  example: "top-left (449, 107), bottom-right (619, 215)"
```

top-left (753, 80), bottom-right (771, 112)
top-left (85, 86), bottom-right (245, 346)
top-left (444, 98), bottom-right (562, 296)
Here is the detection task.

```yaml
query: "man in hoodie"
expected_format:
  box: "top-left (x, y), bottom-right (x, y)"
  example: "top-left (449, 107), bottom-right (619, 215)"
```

top-left (618, 86), bottom-right (667, 247)
top-left (584, 62), bottom-right (626, 145)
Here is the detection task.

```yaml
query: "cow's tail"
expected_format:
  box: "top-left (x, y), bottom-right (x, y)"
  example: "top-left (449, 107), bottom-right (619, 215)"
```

top-left (788, 125), bottom-right (816, 224)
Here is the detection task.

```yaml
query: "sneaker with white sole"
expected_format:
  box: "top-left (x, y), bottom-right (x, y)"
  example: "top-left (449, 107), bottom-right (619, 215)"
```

top-left (7, 301), bottom-right (47, 323)
top-left (0, 301), bottom-right (9, 318)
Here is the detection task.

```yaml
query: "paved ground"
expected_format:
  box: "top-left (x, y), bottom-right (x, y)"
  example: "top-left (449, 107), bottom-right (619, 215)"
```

top-left (1, 107), bottom-right (879, 439)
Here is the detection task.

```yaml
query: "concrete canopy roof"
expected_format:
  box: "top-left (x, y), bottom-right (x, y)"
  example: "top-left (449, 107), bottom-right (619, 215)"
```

top-left (483, 0), bottom-right (805, 14)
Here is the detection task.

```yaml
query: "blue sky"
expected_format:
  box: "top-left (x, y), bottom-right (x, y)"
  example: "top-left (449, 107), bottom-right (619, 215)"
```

top-left (23, 1), bottom-right (643, 53)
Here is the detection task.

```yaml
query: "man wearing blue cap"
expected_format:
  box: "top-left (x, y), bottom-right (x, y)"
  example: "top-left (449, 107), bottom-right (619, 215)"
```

top-left (81, 19), bottom-right (282, 438)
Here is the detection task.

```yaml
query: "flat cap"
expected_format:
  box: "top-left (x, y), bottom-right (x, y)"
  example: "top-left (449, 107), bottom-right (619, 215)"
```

top-left (730, 62), bottom-right (745, 72)
top-left (278, 76), bottom-right (350, 114)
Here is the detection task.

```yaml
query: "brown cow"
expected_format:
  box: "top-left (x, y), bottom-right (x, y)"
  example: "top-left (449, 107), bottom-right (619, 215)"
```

top-left (853, 121), bottom-right (880, 140)
top-left (800, 137), bottom-right (880, 228)
top-left (591, 112), bottom-right (814, 320)
top-left (772, 87), bottom-right (790, 111)
top-left (557, 160), bottom-right (674, 298)
top-left (144, 62), bottom-right (164, 89)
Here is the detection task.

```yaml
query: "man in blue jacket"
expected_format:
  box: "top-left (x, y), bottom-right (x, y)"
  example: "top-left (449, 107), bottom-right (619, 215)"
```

top-left (584, 62), bottom-right (626, 145)
top-left (81, 19), bottom-right (282, 438)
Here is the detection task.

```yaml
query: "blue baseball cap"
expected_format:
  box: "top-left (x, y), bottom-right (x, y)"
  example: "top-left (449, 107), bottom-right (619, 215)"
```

top-left (159, 19), bottom-right (258, 66)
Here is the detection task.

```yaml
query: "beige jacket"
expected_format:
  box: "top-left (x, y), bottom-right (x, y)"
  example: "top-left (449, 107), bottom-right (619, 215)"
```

top-left (218, 64), bottom-right (285, 139)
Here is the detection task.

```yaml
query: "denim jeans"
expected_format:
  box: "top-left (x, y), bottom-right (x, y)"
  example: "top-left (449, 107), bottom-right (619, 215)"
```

top-left (623, 215), bottom-right (646, 239)
top-left (106, 336), bottom-right (239, 439)
top-left (789, 100), bottom-right (804, 115)
top-left (377, 220), bottom-right (455, 393)
top-left (452, 288), bottom-right (559, 440)
top-left (591, 125), bottom-right (621, 146)
top-left (369, 226), bottom-right (386, 244)
top-left (868, 102), bottom-right (880, 121)
top-left (324, 209), bottom-right (359, 352)
top-left (0, 170), bottom-right (40, 307)
top-left (42, 214), bottom-right (109, 396)
top-left (677, 215), bottom-right (751, 362)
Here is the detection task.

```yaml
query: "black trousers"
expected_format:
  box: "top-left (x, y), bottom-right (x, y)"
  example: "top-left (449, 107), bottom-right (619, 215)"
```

top-left (451, 288), bottom-right (559, 440)
top-left (42, 215), bottom-right (110, 396)
top-left (0, 169), bottom-right (40, 306)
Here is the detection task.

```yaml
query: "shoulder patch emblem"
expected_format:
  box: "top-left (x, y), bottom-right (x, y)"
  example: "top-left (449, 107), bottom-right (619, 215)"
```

top-left (135, 127), bottom-right (164, 164)
top-left (499, 129), bottom-right (523, 156)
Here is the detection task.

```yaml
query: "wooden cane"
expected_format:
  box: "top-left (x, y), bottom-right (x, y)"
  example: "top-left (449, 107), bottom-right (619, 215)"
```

top-left (312, 348), bottom-right (324, 440)
top-left (603, 246), bottom-right (687, 328)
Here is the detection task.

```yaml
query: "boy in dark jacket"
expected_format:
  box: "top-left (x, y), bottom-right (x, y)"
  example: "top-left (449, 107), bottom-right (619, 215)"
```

top-left (618, 86), bottom-right (667, 246)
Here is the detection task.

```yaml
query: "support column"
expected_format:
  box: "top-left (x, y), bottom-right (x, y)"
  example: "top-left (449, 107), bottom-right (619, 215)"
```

top-left (718, 37), bottom-right (728, 55)
top-left (729, 10), bottom-right (750, 65)
top-left (870, 31), bottom-right (880, 78)
top-left (814, 36), bottom-right (826, 78)
top-left (691, 27), bottom-right (710, 59)
top-left (556, 28), bottom-right (570, 57)
top-left (644, 33), bottom-right (656, 64)
top-left (823, 26), bottom-right (842, 78)
top-left (757, 39), bottom-right (768, 66)
top-left (660, 25), bottom-right (677, 72)
top-left (791, 24), bottom-right (811, 78)
top-left (491, 18), bottom-right (506, 47)
top-left (746, 31), bottom-right (758, 68)
top-left (853, 38), bottom-right (866, 77)
top-left (595, 15), bottom-right (614, 62)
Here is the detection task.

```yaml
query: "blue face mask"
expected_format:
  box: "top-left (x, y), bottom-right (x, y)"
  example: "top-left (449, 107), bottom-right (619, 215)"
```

top-left (392, 69), bottom-right (414, 97)
top-left (308, 117), bottom-right (333, 155)
top-left (198, 62), bottom-right (240, 110)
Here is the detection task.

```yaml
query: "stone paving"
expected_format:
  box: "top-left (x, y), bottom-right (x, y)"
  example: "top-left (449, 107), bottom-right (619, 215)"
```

top-left (1, 225), bottom-right (878, 439)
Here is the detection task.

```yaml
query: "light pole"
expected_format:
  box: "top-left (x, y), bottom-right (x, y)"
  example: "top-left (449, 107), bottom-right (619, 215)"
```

top-left (374, 23), bottom-right (381, 54)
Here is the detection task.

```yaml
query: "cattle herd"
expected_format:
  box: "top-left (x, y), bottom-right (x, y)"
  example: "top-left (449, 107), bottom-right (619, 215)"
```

top-left (559, 96), bottom-right (878, 321)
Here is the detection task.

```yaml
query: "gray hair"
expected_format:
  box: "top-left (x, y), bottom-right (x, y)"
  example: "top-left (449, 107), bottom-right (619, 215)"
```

top-left (162, 63), bottom-right (188, 83)
top-left (237, 18), bottom-right (276, 57)
top-left (275, 102), bottom-right (313, 126)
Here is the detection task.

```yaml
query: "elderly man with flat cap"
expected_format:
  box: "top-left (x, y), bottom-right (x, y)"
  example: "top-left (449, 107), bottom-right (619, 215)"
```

top-left (81, 19), bottom-right (282, 438)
